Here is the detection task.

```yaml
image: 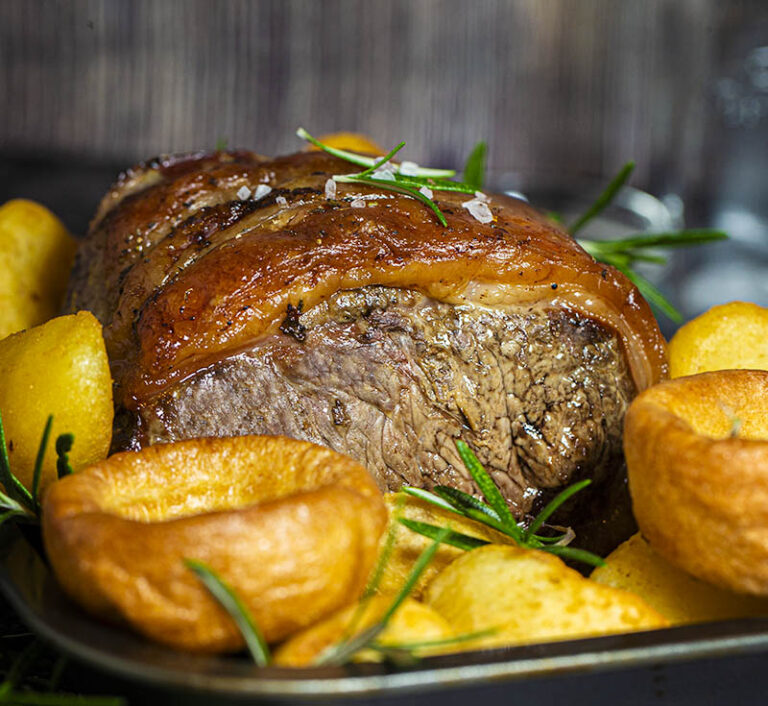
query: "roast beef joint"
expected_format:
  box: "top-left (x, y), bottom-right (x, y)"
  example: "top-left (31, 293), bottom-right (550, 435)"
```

top-left (67, 149), bottom-right (668, 525)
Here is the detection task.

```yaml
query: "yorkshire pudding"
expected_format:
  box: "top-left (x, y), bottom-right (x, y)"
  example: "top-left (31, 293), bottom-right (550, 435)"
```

top-left (42, 435), bottom-right (387, 652)
top-left (625, 370), bottom-right (768, 596)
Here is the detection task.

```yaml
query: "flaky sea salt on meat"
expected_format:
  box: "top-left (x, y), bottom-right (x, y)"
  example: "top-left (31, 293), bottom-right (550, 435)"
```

top-left (351, 198), bottom-right (366, 208)
top-left (462, 197), bottom-right (493, 224)
top-left (419, 186), bottom-right (434, 199)
top-left (253, 184), bottom-right (272, 200)
top-left (399, 161), bottom-right (420, 176)
top-left (236, 186), bottom-right (251, 201)
top-left (276, 196), bottom-right (288, 207)
top-left (474, 191), bottom-right (490, 202)
top-left (372, 164), bottom-right (396, 181)
top-left (325, 178), bottom-right (337, 199)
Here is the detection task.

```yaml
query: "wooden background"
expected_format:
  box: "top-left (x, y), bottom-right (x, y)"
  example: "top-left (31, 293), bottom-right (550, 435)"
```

top-left (1, 0), bottom-right (753, 197)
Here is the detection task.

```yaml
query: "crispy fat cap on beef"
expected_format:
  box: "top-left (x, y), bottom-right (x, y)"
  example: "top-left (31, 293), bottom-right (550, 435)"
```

top-left (68, 149), bottom-right (667, 412)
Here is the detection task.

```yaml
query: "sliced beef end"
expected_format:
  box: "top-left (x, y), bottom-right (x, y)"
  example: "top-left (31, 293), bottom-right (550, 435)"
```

top-left (132, 286), bottom-right (635, 519)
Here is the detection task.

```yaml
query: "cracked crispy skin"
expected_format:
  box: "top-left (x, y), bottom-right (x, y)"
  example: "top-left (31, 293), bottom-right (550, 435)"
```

top-left (67, 150), bottom-right (667, 412)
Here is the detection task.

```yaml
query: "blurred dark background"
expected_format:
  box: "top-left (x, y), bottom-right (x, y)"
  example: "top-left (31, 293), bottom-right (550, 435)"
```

top-left (1, 0), bottom-right (766, 321)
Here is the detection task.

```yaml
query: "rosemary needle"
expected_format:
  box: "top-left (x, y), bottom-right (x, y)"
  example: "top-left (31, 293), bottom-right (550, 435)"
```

top-left (401, 439), bottom-right (605, 569)
top-left (185, 559), bottom-right (271, 667)
top-left (462, 141), bottom-right (487, 191)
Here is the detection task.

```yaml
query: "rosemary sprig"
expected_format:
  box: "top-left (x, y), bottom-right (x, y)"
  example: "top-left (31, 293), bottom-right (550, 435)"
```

top-left (462, 141), bottom-right (487, 191)
top-left (180, 516), bottom-right (453, 669)
top-left (0, 411), bottom-right (34, 512)
top-left (568, 161), bottom-right (635, 235)
top-left (296, 128), bottom-right (478, 228)
top-left (564, 162), bottom-right (728, 322)
top-left (577, 229), bottom-right (727, 323)
top-left (455, 441), bottom-right (520, 536)
top-left (523, 479), bottom-right (591, 541)
top-left (398, 519), bottom-right (489, 551)
top-left (0, 412), bottom-right (75, 525)
top-left (184, 559), bottom-right (271, 667)
top-left (315, 528), bottom-right (451, 667)
top-left (333, 174), bottom-right (451, 227)
top-left (31, 416), bottom-right (53, 515)
top-left (296, 128), bottom-right (455, 177)
top-left (400, 440), bottom-right (605, 569)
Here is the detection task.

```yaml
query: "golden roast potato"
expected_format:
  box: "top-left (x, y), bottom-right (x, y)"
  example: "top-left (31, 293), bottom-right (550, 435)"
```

top-left (625, 370), bottom-right (768, 595)
top-left (592, 533), bottom-right (768, 624)
top-left (43, 435), bottom-right (387, 652)
top-left (0, 311), bottom-right (113, 492)
top-left (426, 544), bottom-right (667, 650)
top-left (0, 199), bottom-right (77, 340)
top-left (274, 595), bottom-right (453, 667)
top-left (668, 301), bottom-right (768, 378)
top-left (375, 493), bottom-right (514, 598)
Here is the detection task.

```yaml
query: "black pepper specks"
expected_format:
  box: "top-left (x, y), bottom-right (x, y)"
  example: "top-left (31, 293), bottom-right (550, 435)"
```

top-left (551, 283), bottom-right (558, 290)
top-left (332, 399), bottom-right (349, 426)
top-left (279, 300), bottom-right (307, 342)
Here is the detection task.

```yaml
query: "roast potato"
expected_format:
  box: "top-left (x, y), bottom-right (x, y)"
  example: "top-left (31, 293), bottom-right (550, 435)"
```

top-left (0, 312), bottom-right (113, 491)
top-left (592, 533), bottom-right (768, 624)
top-left (274, 595), bottom-right (453, 667)
top-left (313, 132), bottom-right (384, 155)
top-left (668, 301), bottom-right (768, 378)
top-left (0, 199), bottom-right (77, 340)
top-left (425, 544), bottom-right (667, 650)
top-left (375, 492), bottom-right (514, 598)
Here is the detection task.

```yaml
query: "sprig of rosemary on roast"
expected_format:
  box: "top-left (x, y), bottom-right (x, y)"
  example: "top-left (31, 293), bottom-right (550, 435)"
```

top-left (297, 128), bottom-right (478, 227)
top-left (0, 412), bottom-right (74, 526)
top-left (400, 440), bottom-right (605, 569)
top-left (567, 161), bottom-right (727, 323)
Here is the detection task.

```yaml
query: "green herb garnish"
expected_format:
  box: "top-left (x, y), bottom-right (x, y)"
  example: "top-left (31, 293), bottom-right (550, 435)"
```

top-left (314, 528), bottom-right (451, 666)
top-left (368, 627), bottom-right (497, 663)
top-left (0, 412), bottom-right (75, 525)
top-left (55, 434), bottom-right (75, 479)
top-left (31, 416), bottom-right (53, 515)
top-left (563, 160), bottom-right (727, 322)
top-left (462, 141), bottom-right (487, 191)
top-left (568, 162), bottom-right (636, 235)
top-left (296, 128), bottom-right (478, 227)
top-left (299, 131), bottom-right (726, 322)
top-left (401, 440), bottom-right (605, 569)
top-left (577, 227), bottom-right (726, 323)
top-left (185, 559), bottom-right (271, 667)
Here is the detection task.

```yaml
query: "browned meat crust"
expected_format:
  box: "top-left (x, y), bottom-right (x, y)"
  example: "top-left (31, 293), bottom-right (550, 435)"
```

top-left (67, 148), bottom-right (668, 523)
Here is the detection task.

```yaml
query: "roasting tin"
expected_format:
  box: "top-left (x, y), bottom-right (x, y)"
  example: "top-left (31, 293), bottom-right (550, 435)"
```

top-left (2, 526), bottom-right (768, 702)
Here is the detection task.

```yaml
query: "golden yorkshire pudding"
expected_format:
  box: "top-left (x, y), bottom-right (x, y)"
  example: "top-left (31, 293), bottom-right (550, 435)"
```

top-left (625, 370), bottom-right (768, 596)
top-left (42, 435), bottom-right (387, 652)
